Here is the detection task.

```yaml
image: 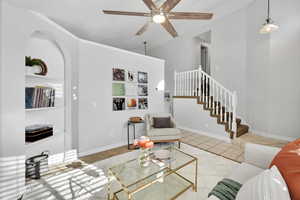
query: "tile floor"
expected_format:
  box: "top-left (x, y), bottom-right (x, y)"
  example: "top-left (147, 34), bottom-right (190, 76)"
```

top-left (180, 130), bottom-right (288, 162)
top-left (80, 131), bottom-right (289, 164)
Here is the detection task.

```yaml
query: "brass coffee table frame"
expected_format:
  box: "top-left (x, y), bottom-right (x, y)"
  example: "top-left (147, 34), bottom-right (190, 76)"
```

top-left (107, 147), bottom-right (198, 200)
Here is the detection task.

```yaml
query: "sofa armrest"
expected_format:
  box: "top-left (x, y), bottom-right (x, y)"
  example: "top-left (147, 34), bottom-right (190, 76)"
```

top-left (144, 114), bottom-right (152, 134)
top-left (170, 117), bottom-right (177, 128)
top-left (244, 143), bottom-right (281, 169)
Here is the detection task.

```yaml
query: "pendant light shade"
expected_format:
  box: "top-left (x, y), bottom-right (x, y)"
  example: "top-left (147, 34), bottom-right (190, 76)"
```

top-left (260, 0), bottom-right (279, 34)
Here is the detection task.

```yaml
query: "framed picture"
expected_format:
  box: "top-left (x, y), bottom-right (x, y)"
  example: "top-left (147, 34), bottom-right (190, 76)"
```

top-left (138, 72), bottom-right (148, 83)
top-left (112, 83), bottom-right (125, 96)
top-left (126, 71), bottom-right (137, 82)
top-left (125, 83), bottom-right (137, 96)
top-left (138, 98), bottom-right (148, 110)
top-left (113, 68), bottom-right (125, 81)
top-left (126, 98), bottom-right (137, 110)
top-left (138, 85), bottom-right (148, 96)
top-left (113, 98), bottom-right (125, 111)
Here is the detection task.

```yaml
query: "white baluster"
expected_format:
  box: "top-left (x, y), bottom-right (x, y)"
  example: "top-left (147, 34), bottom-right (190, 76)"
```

top-left (189, 72), bottom-right (191, 96)
top-left (210, 78), bottom-right (213, 108)
top-left (203, 74), bottom-right (205, 103)
top-left (230, 94), bottom-right (233, 130)
top-left (212, 80), bottom-right (215, 110)
top-left (192, 71), bottom-right (194, 96)
top-left (205, 75), bottom-right (208, 103)
top-left (174, 71), bottom-right (177, 96)
top-left (232, 91), bottom-right (237, 138)
top-left (193, 71), bottom-right (195, 96)
top-left (220, 88), bottom-right (223, 122)
top-left (225, 92), bottom-right (228, 123)
top-left (186, 72), bottom-right (188, 96)
top-left (198, 68), bottom-right (201, 97)
top-left (180, 72), bottom-right (183, 96)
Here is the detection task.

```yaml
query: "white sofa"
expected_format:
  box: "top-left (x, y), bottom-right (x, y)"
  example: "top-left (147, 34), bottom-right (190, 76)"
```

top-left (207, 143), bottom-right (281, 200)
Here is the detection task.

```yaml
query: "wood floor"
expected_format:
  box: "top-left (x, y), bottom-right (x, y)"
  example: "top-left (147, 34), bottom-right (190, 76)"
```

top-left (80, 130), bottom-right (288, 164)
top-left (80, 145), bottom-right (132, 164)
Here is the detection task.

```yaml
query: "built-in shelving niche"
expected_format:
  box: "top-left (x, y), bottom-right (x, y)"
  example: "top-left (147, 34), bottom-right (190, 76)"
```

top-left (25, 32), bottom-right (65, 158)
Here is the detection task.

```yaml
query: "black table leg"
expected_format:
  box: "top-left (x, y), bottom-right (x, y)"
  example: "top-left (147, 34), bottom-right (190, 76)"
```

top-left (127, 123), bottom-right (130, 150)
top-left (133, 124), bottom-right (136, 140)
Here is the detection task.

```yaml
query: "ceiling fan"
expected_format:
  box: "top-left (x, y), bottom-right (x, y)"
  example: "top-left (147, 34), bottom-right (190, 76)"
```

top-left (103, 0), bottom-right (213, 38)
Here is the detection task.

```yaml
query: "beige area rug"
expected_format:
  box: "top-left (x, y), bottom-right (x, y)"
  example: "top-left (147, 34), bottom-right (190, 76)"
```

top-left (24, 144), bottom-right (240, 200)
top-left (94, 143), bottom-right (240, 200)
top-left (180, 130), bottom-right (288, 163)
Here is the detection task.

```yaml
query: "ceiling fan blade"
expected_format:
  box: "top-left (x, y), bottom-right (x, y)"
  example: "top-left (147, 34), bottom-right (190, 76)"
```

top-left (103, 10), bottom-right (150, 17)
top-left (168, 12), bottom-right (213, 20)
top-left (143, 0), bottom-right (157, 10)
top-left (161, 0), bottom-right (182, 12)
top-left (161, 19), bottom-right (178, 37)
top-left (136, 22), bottom-right (150, 36)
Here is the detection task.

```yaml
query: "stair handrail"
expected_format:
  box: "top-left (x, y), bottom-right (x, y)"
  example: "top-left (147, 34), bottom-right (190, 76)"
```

top-left (174, 66), bottom-right (238, 138)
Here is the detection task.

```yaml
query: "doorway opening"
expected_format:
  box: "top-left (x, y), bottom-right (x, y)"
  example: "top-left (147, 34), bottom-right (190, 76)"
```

top-left (196, 30), bottom-right (211, 75)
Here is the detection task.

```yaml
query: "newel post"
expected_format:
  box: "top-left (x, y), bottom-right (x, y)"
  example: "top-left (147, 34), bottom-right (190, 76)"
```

top-left (232, 91), bottom-right (238, 139)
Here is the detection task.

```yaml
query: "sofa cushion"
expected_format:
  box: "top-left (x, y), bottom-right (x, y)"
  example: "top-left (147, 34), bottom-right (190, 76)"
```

top-left (148, 128), bottom-right (181, 136)
top-left (227, 163), bottom-right (264, 184)
top-left (270, 138), bottom-right (300, 200)
top-left (236, 166), bottom-right (291, 200)
top-left (153, 117), bottom-right (171, 128)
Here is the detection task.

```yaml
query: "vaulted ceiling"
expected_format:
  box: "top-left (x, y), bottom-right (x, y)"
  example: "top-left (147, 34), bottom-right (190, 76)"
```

top-left (7, 0), bottom-right (254, 52)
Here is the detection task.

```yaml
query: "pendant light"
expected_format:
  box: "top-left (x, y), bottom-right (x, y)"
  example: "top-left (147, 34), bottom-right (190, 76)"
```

top-left (260, 0), bottom-right (279, 34)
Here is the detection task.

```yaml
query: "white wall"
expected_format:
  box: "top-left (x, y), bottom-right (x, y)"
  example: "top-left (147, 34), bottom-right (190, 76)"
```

top-left (0, 2), bottom-right (78, 198)
top-left (245, 0), bottom-right (300, 140)
top-left (174, 98), bottom-right (230, 142)
top-left (210, 9), bottom-right (247, 117)
top-left (0, 1), bottom-right (165, 198)
top-left (149, 0), bottom-right (300, 140)
top-left (78, 39), bottom-right (165, 155)
top-left (149, 37), bottom-right (201, 95)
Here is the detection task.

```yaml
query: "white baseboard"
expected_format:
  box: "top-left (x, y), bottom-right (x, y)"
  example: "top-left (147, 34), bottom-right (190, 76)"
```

top-left (179, 126), bottom-right (231, 143)
top-left (250, 129), bottom-right (296, 142)
top-left (78, 142), bottom-right (127, 157)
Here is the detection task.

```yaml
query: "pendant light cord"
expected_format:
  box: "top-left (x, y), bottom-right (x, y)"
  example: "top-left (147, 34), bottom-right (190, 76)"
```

top-left (267, 0), bottom-right (270, 21)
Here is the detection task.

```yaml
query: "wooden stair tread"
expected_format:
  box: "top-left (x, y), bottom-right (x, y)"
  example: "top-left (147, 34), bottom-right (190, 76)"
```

top-left (237, 124), bottom-right (249, 137)
top-left (175, 94), bottom-right (249, 139)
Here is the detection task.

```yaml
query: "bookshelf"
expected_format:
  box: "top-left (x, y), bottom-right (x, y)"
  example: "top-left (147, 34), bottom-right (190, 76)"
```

top-left (25, 70), bottom-right (65, 157)
top-left (26, 107), bottom-right (57, 112)
top-left (25, 35), bottom-right (66, 158)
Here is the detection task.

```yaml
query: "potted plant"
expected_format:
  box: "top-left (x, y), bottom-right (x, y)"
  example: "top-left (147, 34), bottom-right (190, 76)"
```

top-left (134, 136), bottom-right (154, 167)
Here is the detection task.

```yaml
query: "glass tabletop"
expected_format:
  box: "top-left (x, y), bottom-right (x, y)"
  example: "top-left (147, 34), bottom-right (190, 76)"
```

top-left (114, 173), bottom-right (193, 200)
top-left (108, 146), bottom-right (196, 189)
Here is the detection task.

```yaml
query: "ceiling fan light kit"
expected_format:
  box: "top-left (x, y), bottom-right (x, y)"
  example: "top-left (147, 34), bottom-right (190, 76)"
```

top-left (152, 12), bottom-right (166, 24)
top-left (260, 0), bottom-right (279, 34)
top-left (102, 0), bottom-right (213, 38)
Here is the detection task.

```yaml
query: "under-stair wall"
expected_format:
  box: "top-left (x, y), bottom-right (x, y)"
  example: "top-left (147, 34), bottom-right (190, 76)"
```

top-left (174, 67), bottom-right (249, 139)
top-left (174, 97), bottom-right (231, 142)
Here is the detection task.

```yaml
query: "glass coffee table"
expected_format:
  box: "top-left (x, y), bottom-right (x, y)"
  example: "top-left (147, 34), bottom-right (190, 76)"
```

top-left (107, 146), bottom-right (198, 200)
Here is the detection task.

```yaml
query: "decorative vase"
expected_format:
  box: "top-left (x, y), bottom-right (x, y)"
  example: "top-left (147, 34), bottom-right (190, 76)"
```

top-left (138, 148), bottom-right (151, 167)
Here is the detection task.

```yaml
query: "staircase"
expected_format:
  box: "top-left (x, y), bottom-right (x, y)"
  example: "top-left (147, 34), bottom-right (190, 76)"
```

top-left (174, 67), bottom-right (249, 139)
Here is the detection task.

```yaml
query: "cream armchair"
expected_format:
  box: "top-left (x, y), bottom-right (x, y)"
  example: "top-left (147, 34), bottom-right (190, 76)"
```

top-left (144, 113), bottom-right (182, 147)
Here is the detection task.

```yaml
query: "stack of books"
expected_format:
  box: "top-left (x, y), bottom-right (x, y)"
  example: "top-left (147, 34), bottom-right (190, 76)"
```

top-left (25, 124), bottom-right (53, 142)
top-left (25, 86), bottom-right (55, 109)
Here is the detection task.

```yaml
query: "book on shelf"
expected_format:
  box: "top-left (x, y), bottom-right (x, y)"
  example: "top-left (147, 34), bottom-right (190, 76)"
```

top-left (25, 86), bottom-right (55, 109)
